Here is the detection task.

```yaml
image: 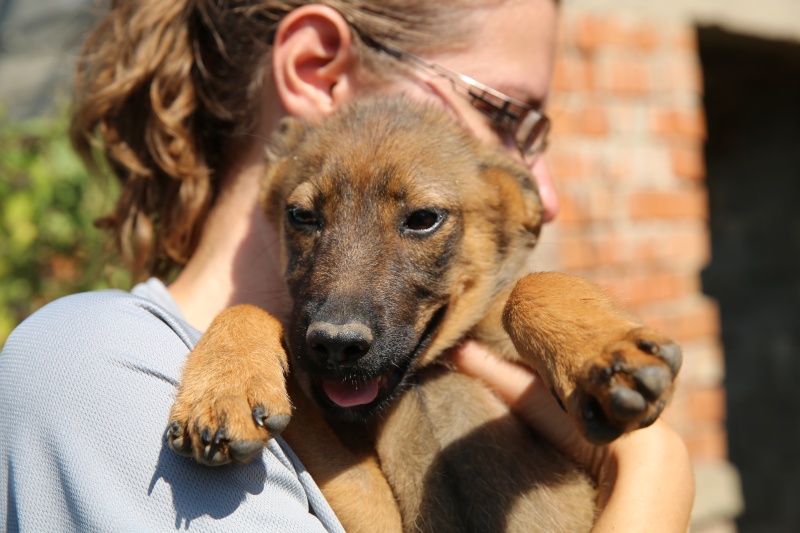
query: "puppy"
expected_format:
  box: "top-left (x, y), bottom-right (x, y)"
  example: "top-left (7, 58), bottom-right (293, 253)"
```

top-left (167, 96), bottom-right (682, 532)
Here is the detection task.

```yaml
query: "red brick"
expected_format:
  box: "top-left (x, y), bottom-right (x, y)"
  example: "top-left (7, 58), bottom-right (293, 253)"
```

top-left (673, 26), bottom-right (699, 53)
top-left (547, 147), bottom-right (596, 181)
top-left (627, 189), bottom-right (708, 220)
top-left (602, 58), bottom-right (652, 96)
top-left (556, 13), bottom-right (575, 49)
top-left (591, 187), bottom-right (618, 222)
top-left (626, 22), bottom-right (660, 51)
top-left (675, 298), bottom-right (720, 341)
top-left (662, 225), bottom-right (710, 266)
top-left (574, 15), bottom-right (660, 52)
top-left (549, 105), bottom-right (582, 137)
top-left (559, 235), bottom-right (595, 270)
top-left (688, 386), bottom-right (727, 425)
top-left (556, 228), bottom-right (625, 270)
top-left (671, 143), bottom-right (706, 181)
top-left (582, 106), bottom-right (610, 136)
top-left (608, 156), bottom-right (634, 183)
top-left (633, 227), bottom-right (708, 265)
top-left (552, 55), bottom-right (594, 93)
top-left (634, 295), bottom-right (720, 343)
top-left (664, 58), bottom-right (704, 94)
top-left (575, 15), bottom-right (607, 53)
top-left (682, 337), bottom-right (726, 387)
top-left (555, 193), bottom-right (588, 224)
top-left (651, 108), bottom-right (707, 141)
top-left (602, 271), bottom-right (695, 307)
top-left (549, 105), bottom-right (609, 138)
top-left (625, 225), bottom-right (709, 268)
top-left (684, 425), bottom-right (729, 461)
top-left (643, 271), bottom-right (694, 303)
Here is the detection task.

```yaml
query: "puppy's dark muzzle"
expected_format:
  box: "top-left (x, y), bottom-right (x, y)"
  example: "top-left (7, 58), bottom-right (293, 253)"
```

top-left (306, 320), bottom-right (374, 370)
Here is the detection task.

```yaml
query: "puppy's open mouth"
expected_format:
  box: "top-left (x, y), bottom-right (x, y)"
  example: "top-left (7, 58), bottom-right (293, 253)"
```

top-left (308, 305), bottom-right (448, 420)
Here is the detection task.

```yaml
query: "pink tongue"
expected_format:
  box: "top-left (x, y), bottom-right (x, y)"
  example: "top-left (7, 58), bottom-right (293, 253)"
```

top-left (322, 378), bottom-right (380, 407)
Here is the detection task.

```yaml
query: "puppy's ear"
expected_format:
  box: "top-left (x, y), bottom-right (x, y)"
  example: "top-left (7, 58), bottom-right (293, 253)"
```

top-left (261, 117), bottom-right (311, 224)
top-left (266, 116), bottom-right (310, 163)
top-left (480, 155), bottom-right (543, 238)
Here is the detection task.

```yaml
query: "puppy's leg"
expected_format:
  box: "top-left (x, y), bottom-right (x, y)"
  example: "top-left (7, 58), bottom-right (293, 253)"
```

top-left (503, 272), bottom-right (682, 444)
top-left (167, 305), bottom-right (293, 465)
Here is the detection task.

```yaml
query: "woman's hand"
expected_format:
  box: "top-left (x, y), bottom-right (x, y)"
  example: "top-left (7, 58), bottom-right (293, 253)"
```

top-left (451, 340), bottom-right (695, 533)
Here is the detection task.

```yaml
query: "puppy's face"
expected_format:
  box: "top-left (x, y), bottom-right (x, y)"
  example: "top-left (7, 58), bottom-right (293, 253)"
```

top-left (262, 98), bottom-right (542, 421)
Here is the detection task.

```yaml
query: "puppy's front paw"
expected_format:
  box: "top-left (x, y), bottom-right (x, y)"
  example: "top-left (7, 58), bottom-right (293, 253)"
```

top-left (167, 391), bottom-right (292, 466)
top-left (165, 305), bottom-right (292, 465)
top-left (571, 327), bottom-right (682, 444)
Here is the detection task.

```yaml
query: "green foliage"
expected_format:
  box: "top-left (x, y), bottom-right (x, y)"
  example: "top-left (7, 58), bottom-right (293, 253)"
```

top-left (0, 110), bottom-right (131, 347)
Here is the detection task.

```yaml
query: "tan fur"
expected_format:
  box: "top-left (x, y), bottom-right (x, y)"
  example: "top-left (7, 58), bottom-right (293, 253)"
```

top-left (167, 97), bottom-right (682, 532)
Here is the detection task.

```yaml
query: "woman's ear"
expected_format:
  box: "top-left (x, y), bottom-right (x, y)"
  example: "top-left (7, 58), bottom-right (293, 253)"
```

top-left (272, 5), bottom-right (357, 121)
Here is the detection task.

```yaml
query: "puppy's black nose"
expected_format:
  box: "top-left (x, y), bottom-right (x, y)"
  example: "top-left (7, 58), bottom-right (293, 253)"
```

top-left (306, 321), bottom-right (373, 369)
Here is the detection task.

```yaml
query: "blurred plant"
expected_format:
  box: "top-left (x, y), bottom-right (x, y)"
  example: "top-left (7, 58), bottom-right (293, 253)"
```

top-left (0, 109), bottom-right (131, 346)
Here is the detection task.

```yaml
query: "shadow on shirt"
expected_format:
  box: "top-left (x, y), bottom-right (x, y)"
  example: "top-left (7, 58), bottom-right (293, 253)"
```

top-left (148, 439), bottom-right (269, 529)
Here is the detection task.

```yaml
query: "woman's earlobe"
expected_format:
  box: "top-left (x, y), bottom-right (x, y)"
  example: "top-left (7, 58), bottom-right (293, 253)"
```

top-left (271, 5), bottom-right (357, 120)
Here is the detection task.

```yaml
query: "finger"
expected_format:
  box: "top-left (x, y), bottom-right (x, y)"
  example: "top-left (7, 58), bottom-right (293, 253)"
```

top-left (452, 341), bottom-right (566, 430)
top-left (451, 340), bottom-right (542, 406)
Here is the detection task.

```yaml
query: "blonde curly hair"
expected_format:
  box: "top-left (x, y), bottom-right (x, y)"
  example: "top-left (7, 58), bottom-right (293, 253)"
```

top-left (71, 0), bottom-right (485, 279)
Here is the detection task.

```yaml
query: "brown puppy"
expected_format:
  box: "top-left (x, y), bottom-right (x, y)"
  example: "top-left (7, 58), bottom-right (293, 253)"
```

top-left (166, 97), bottom-right (682, 532)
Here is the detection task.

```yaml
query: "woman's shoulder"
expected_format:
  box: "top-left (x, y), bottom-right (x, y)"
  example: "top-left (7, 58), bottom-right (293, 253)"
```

top-left (0, 283), bottom-right (200, 390)
top-left (5, 282), bottom-right (197, 354)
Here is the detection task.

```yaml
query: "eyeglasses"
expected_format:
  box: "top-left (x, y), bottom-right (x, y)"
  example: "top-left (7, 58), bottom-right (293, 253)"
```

top-left (368, 41), bottom-right (551, 164)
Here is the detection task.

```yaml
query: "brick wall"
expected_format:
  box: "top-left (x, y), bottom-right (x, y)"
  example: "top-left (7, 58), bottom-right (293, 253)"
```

top-left (534, 9), bottom-right (743, 531)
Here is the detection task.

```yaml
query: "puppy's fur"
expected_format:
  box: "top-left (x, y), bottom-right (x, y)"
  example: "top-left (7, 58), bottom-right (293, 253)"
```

top-left (167, 97), bottom-right (682, 532)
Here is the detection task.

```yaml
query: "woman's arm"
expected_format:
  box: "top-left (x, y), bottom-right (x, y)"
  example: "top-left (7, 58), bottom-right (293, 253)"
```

top-left (452, 340), bottom-right (695, 533)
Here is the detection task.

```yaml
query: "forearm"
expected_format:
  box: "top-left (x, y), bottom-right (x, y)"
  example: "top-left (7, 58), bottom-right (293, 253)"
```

top-left (591, 421), bottom-right (695, 533)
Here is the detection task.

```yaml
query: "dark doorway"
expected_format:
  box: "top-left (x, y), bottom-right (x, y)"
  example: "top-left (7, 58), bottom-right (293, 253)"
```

top-left (699, 26), bottom-right (800, 533)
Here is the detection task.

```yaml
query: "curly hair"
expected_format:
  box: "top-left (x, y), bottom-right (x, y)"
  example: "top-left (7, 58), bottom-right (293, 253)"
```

top-left (71, 0), bottom-right (485, 279)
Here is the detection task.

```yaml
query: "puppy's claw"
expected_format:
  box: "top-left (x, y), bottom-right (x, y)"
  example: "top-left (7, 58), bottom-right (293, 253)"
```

top-left (213, 427), bottom-right (228, 445)
top-left (166, 421), bottom-right (193, 457)
top-left (202, 444), bottom-right (231, 466)
top-left (201, 427), bottom-right (212, 445)
top-left (637, 339), bottom-right (682, 376)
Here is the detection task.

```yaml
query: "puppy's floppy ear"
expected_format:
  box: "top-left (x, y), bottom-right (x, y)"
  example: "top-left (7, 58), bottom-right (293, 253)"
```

top-left (261, 117), bottom-right (311, 224)
top-left (266, 116), bottom-right (311, 164)
top-left (479, 154), bottom-right (543, 238)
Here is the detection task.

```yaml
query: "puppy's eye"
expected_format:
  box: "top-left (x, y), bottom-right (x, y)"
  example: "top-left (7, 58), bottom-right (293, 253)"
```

top-left (287, 205), bottom-right (319, 228)
top-left (402, 209), bottom-right (447, 235)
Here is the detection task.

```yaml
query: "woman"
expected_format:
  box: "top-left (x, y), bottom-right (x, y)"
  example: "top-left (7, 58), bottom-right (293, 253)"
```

top-left (0, 0), bottom-right (694, 531)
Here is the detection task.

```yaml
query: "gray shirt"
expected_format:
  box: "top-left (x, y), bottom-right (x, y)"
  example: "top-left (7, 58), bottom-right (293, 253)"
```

top-left (0, 279), bottom-right (345, 532)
